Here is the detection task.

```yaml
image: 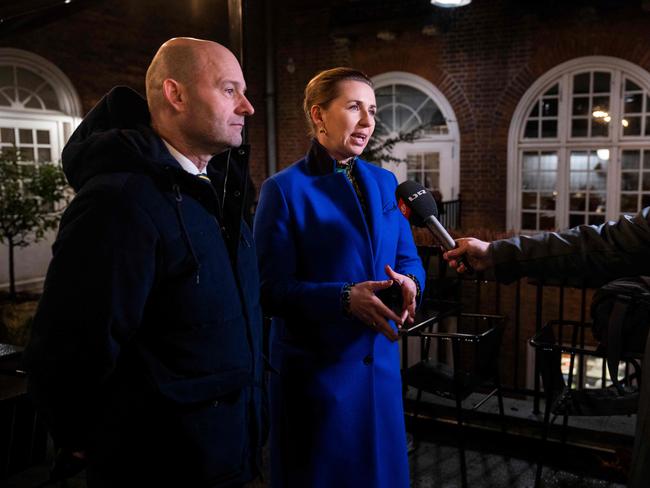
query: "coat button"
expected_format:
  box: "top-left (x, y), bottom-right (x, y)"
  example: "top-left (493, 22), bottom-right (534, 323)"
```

top-left (363, 355), bottom-right (373, 365)
top-left (213, 400), bottom-right (220, 407)
top-left (234, 190), bottom-right (241, 197)
top-left (238, 149), bottom-right (245, 156)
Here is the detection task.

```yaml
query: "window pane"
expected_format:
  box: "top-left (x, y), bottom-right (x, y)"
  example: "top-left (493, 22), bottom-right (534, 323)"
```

top-left (541, 120), bottom-right (557, 138)
top-left (36, 130), bottom-right (50, 144)
top-left (25, 97), bottom-right (42, 109)
top-left (423, 153), bottom-right (439, 170)
top-left (588, 214), bottom-right (606, 225)
top-left (540, 152), bottom-right (558, 170)
top-left (522, 192), bottom-right (537, 209)
top-left (625, 93), bottom-right (643, 113)
top-left (589, 193), bottom-right (606, 212)
top-left (573, 73), bottom-right (590, 94)
top-left (18, 129), bottom-right (33, 144)
top-left (626, 79), bottom-right (642, 91)
top-left (524, 121), bottom-right (538, 138)
top-left (572, 97), bottom-right (589, 116)
top-left (592, 96), bottom-right (609, 113)
top-left (623, 116), bottom-right (641, 136)
top-left (16, 67), bottom-right (45, 93)
top-left (621, 193), bottom-right (638, 213)
top-left (569, 214), bottom-right (584, 227)
top-left (39, 85), bottom-right (60, 111)
top-left (0, 66), bottom-right (12, 87)
top-left (570, 193), bottom-right (586, 211)
top-left (622, 150), bottom-right (640, 169)
top-left (539, 213), bottom-right (555, 230)
top-left (18, 147), bottom-right (34, 161)
top-left (522, 172), bottom-right (538, 189)
top-left (523, 152), bottom-right (538, 171)
top-left (395, 106), bottom-right (416, 133)
top-left (0, 127), bottom-right (15, 143)
top-left (591, 118), bottom-right (609, 137)
top-left (642, 173), bottom-right (650, 191)
top-left (621, 172), bottom-right (639, 191)
top-left (570, 151), bottom-right (589, 170)
top-left (643, 194), bottom-right (650, 209)
top-left (570, 172), bottom-right (587, 190)
top-left (521, 212), bottom-right (537, 229)
top-left (646, 117), bottom-right (650, 136)
top-left (539, 172), bottom-right (556, 190)
top-left (572, 118), bottom-right (588, 137)
top-left (590, 171), bottom-right (607, 190)
top-left (545, 84), bottom-right (559, 96)
top-left (542, 99), bottom-right (557, 117)
top-left (0, 90), bottom-right (11, 106)
top-left (593, 72), bottom-right (611, 93)
top-left (539, 193), bottom-right (556, 210)
top-left (394, 85), bottom-right (427, 113)
top-left (528, 103), bottom-right (539, 117)
top-left (37, 147), bottom-right (51, 162)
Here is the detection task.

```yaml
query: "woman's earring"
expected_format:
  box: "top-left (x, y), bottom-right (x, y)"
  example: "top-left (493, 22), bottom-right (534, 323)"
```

top-left (319, 126), bottom-right (327, 135)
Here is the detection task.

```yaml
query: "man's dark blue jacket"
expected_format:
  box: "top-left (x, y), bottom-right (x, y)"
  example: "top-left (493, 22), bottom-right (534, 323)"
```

top-left (23, 86), bottom-right (264, 487)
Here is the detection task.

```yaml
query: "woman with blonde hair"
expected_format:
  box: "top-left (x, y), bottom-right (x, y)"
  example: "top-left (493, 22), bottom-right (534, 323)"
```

top-left (254, 67), bottom-right (424, 488)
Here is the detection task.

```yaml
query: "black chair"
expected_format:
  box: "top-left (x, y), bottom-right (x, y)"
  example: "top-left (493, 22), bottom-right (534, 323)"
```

top-left (529, 320), bottom-right (642, 487)
top-left (402, 312), bottom-right (506, 487)
top-left (404, 312), bottom-right (506, 423)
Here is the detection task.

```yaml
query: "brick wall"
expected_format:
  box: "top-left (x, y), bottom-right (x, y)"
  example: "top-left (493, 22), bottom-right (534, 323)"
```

top-left (0, 0), bottom-right (269, 193)
top-left (271, 0), bottom-right (650, 229)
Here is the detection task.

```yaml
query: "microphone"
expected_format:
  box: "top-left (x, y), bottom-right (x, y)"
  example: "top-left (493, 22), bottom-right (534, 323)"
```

top-left (395, 180), bottom-right (474, 274)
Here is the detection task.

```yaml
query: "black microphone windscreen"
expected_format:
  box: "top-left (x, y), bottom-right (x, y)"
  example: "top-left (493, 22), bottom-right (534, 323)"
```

top-left (395, 180), bottom-right (438, 227)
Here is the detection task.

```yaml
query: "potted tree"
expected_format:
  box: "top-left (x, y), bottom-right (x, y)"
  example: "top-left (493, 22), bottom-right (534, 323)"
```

top-left (0, 147), bottom-right (69, 345)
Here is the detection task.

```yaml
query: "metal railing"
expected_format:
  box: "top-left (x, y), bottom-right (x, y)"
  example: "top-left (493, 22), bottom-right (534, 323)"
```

top-left (439, 197), bottom-right (461, 230)
top-left (405, 249), bottom-right (626, 415)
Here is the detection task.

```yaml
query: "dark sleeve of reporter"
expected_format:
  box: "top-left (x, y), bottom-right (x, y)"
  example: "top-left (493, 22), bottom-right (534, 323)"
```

top-left (490, 207), bottom-right (650, 287)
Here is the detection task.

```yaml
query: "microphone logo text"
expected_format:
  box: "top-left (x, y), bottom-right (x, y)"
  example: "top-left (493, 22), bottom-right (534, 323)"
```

top-left (407, 189), bottom-right (427, 202)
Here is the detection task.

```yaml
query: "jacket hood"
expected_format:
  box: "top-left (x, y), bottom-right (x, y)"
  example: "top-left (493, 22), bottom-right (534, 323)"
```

top-left (62, 86), bottom-right (180, 192)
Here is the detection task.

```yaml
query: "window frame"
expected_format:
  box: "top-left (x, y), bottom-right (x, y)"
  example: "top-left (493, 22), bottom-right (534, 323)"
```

top-left (372, 72), bottom-right (461, 199)
top-left (508, 56), bottom-right (650, 232)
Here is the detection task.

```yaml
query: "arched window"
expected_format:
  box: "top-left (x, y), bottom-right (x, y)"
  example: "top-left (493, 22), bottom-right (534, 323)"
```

top-left (372, 72), bottom-right (460, 200)
top-left (508, 56), bottom-right (650, 231)
top-left (0, 48), bottom-right (81, 292)
top-left (0, 48), bottom-right (82, 165)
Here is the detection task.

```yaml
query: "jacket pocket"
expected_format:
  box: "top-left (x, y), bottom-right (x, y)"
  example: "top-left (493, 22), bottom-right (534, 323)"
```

top-left (166, 389), bottom-right (249, 484)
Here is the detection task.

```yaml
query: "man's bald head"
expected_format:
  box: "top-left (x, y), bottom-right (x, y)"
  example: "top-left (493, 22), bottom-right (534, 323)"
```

top-left (145, 37), bottom-right (235, 115)
top-left (144, 37), bottom-right (254, 166)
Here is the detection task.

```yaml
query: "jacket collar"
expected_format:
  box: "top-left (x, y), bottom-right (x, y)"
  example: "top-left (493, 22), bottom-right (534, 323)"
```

top-left (305, 138), bottom-right (355, 176)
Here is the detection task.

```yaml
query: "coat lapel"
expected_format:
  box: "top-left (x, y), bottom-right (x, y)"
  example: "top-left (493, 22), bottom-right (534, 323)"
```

top-left (354, 161), bottom-right (383, 269)
top-left (305, 141), bottom-right (375, 278)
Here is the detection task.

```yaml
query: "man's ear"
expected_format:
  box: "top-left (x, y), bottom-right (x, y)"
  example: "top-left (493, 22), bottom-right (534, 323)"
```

top-left (162, 79), bottom-right (185, 112)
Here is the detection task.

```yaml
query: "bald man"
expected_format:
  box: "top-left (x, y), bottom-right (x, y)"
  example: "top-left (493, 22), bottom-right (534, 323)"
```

top-left (24, 38), bottom-right (264, 487)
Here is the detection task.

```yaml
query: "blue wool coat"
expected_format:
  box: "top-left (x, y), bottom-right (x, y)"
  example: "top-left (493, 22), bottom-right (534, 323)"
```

top-left (254, 141), bottom-right (425, 488)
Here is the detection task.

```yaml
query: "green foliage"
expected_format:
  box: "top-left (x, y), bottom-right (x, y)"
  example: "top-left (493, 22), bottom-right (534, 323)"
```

top-left (0, 146), bottom-right (69, 297)
top-left (0, 147), bottom-right (68, 247)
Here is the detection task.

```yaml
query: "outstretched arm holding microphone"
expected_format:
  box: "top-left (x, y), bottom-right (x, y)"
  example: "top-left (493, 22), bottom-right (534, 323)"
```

top-left (443, 207), bottom-right (650, 488)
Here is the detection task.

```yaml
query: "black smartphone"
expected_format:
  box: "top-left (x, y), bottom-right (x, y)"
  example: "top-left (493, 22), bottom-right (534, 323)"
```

top-left (375, 280), bottom-right (403, 316)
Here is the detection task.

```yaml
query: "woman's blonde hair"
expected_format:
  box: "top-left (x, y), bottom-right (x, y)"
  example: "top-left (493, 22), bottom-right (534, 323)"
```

top-left (303, 67), bottom-right (373, 137)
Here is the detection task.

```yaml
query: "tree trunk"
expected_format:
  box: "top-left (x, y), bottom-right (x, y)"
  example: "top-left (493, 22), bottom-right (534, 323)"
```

top-left (8, 238), bottom-right (16, 300)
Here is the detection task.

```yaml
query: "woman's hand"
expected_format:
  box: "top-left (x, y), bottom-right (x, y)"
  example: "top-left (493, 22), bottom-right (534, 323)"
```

top-left (384, 264), bottom-right (417, 325)
top-left (349, 280), bottom-right (402, 341)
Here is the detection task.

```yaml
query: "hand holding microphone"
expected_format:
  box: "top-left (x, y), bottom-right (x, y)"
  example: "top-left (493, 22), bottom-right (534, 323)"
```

top-left (395, 180), bottom-right (474, 275)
